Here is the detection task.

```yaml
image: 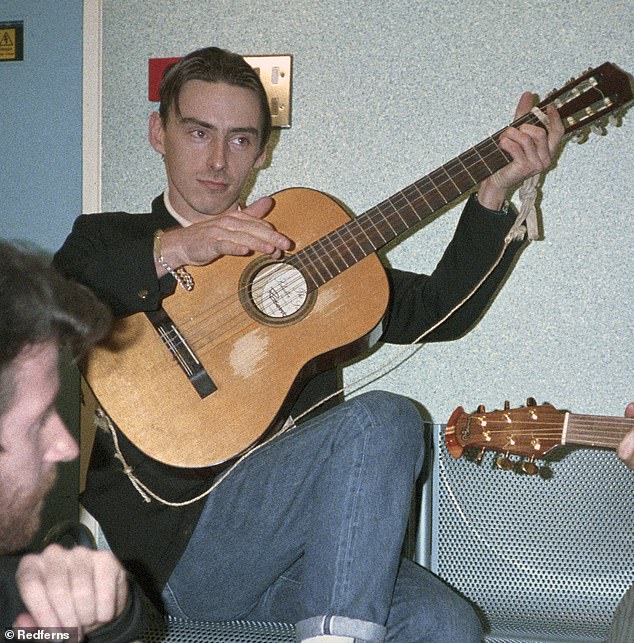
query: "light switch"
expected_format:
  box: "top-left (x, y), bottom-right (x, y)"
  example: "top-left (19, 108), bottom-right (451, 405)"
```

top-left (244, 55), bottom-right (293, 128)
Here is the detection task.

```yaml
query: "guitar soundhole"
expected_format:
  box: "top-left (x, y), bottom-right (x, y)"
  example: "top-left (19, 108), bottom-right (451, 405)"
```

top-left (239, 256), bottom-right (317, 326)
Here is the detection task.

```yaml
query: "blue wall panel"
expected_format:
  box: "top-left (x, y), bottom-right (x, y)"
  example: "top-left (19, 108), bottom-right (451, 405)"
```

top-left (0, 0), bottom-right (82, 252)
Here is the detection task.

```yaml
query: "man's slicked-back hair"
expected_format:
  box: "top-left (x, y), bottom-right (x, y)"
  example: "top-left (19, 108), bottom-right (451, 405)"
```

top-left (158, 46), bottom-right (272, 153)
top-left (0, 240), bottom-right (112, 418)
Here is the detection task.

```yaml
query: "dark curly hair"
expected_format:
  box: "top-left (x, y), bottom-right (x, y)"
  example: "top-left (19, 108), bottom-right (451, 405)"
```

top-left (0, 240), bottom-right (112, 418)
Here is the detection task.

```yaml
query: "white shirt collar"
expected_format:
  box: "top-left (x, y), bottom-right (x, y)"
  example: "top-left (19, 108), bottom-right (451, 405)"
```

top-left (163, 187), bottom-right (192, 228)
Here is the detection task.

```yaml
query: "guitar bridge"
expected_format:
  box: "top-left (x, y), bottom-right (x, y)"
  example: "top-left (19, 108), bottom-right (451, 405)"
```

top-left (145, 307), bottom-right (216, 398)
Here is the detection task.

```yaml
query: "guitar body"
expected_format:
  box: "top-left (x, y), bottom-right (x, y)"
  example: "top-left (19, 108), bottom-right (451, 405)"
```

top-left (84, 188), bottom-right (390, 468)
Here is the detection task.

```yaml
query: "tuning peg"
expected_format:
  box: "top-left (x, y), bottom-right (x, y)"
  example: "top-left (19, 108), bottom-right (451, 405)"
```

top-left (609, 112), bottom-right (624, 128)
top-left (573, 129), bottom-right (590, 144)
top-left (521, 457), bottom-right (539, 476)
top-left (504, 400), bottom-right (510, 410)
top-left (475, 447), bottom-right (487, 465)
top-left (496, 452), bottom-right (514, 471)
top-left (526, 397), bottom-right (537, 406)
top-left (477, 404), bottom-right (486, 413)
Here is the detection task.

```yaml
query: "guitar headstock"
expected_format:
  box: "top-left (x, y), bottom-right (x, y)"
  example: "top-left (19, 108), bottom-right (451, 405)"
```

top-left (531, 62), bottom-right (633, 139)
top-left (446, 399), bottom-right (567, 473)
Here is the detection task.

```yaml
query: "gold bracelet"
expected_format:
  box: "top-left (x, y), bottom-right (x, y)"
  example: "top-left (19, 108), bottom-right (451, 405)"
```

top-left (153, 229), bottom-right (194, 292)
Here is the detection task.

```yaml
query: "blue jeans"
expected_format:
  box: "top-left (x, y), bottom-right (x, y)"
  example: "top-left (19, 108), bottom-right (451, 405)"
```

top-left (162, 391), bottom-right (481, 642)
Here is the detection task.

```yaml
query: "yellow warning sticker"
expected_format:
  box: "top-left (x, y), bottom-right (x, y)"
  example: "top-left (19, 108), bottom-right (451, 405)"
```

top-left (0, 29), bottom-right (16, 59)
top-left (0, 22), bottom-right (23, 61)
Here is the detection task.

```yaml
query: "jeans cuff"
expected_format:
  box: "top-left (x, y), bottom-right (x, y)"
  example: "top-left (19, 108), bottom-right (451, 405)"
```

top-left (295, 615), bottom-right (386, 642)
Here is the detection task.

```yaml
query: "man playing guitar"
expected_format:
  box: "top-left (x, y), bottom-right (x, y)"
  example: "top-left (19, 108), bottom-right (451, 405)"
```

top-left (54, 46), bottom-right (565, 642)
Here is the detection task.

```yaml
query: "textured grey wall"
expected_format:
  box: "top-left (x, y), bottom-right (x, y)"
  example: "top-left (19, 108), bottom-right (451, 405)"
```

top-left (101, 0), bottom-right (633, 424)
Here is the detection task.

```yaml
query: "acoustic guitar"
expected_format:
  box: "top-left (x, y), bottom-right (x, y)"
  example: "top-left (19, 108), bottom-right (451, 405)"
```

top-left (446, 399), bottom-right (634, 473)
top-left (84, 63), bottom-right (633, 467)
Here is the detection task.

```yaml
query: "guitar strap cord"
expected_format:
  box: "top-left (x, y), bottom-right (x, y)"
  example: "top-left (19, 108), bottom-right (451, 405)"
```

top-left (95, 168), bottom-right (544, 508)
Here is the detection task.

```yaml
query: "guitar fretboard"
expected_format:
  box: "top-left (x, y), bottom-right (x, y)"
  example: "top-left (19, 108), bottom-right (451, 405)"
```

top-left (286, 115), bottom-right (541, 291)
top-left (566, 413), bottom-right (634, 449)
top-left (283, 62), bottom-right (634, 291)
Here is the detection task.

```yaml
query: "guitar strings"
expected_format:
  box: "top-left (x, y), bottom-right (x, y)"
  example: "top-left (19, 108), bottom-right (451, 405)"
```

top-left (164, 76), bottom-right (598, 355)
top-left (167, 110), bottom-right (544, 358)
top-left (456, 416), bottom-right (634, 449)
top-left (175, 115), bottom-right (524, 344)
top-left (462, 418), bottom-right (634, 430)
top-left (184, 128), bottom-right (516, 346)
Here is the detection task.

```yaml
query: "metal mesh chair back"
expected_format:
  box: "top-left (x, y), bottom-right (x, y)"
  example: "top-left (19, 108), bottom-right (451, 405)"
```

top-left (431, 422), bottom-right (634, 642)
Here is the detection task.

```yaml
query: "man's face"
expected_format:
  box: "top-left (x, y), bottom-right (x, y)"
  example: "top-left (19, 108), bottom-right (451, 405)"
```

top-left (149, 80), bottom-right (267, 223)
top-left (0, 341), bottom-right (78, 554)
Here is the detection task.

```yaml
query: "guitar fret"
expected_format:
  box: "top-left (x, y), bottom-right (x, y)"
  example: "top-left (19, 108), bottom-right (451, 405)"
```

top-left (350, 218), bottom-right (378, 255)
top-left (381, 195), bottom-right (410, 236)
top-left (475, 136), bottom-right (512, 177)
top-left (445, 155), bottom-right (480, 192)
top-left (486, 138), bottom-right (513, 168)
top-left (472, 143), bottom-right (496, 175)
top-left (328, 239), bottom-right (349, 274)
top-left (396, 187), bottom-right (424, 226)
top-left (409, 181), bottom-right (434, 215)
top-left (363, 209), bottom-right (390, 247)
top-left (309, 241), bottom-right (338, 281)
top-left (455, 154), bottom-right (478, 185)
top-left (358, 217), bottom-right (377, 250)
top-left (419, 176), bottom-right (450, 211)
top-left (457, 147), bottom-right (491, 184)
top-left (288, 253), bottom-right (320, 291)
top-left (324, 230), bottom-right (352, 270)
top-left (322, 240), bottom-right (342, 277)
top-left (294, 247), bottom-right (320, 287)
top-left (388, 193), bottom-right (412, 228)
top-left (285, 252), bottom-right (322, 291)
top-left (300, 245), bottom-right (330, 286)
top-left (426, 171), bottom-right (450, 204)
top-left (436, 165), bottom-right (462, 199)
top-left (383, 198), bottom-right (410, 236)
top-left (377, 203), bottom-right (399, 237)
top-left (344, 220), bottom-right (373, 259)
top-left (390, 186), bottom-right (420, 230)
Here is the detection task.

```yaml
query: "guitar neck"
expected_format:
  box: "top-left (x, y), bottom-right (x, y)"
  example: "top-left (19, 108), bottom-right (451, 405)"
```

top-left (290, 119), bottom-right (521, 290)
top-left (565, 413), bottom-right (634, 449)
top-left (286, 62), bottom-right (633, 291)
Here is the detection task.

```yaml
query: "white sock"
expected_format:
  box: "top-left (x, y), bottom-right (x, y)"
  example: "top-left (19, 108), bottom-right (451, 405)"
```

top-left (302, 637), bottom-right (355, 643)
